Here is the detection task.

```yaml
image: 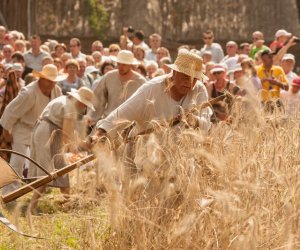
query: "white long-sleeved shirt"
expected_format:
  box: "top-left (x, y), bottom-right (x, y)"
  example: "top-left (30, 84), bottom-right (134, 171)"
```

top-left (0, 80), bottom-right (62, 144)
top-left (97, 74), bottom-right (212, 139)
top-left (88, 69), bottom-right (146, 122)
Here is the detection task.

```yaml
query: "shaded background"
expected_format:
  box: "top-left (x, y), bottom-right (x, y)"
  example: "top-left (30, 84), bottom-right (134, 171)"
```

top-left (1, 0), bottom-right (300, 69)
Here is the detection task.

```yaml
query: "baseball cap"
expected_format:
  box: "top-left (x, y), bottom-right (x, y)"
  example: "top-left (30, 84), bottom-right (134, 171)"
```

top-left (12, 63), bottom-right (23, 72)
top-left (275, 29), bottom-right (291, 38)
top-left (210, 64), bottom-right (226, 74)
top-left (260, 49), bottom-right (276, 57)
top-left (282, 53), bottom-right (295, 62)
top-left (292, 77), bottom-right (300, 86)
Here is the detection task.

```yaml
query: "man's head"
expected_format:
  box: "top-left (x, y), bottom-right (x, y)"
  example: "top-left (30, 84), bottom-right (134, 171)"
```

top-left (67, 87), bottom-right (95, 112)
top-left (166, 51), bottom-right (206, 97)
top-left (33, 64), bottom-right (67, 86)
top-left (30, 35), bottom-right (42, 50)
top-left (275, 29), bottom-right (291, 43)
top-left (12, 52), bottom-right (25, 64)
top-left (149, 33), bottom-right (161, 50)
top-left (210, 65), bottom-right (226, 81)
top-left (113, 50), bottom-right (139, 76)
top-left (281, 53), bottom-right (295, 74)
top-left (108, 44), bottom-right (121, 56)
top-left (14, 39), bottom-right (26, 53)
top-left (77, 58), bottom-right (87, 77)
top-left (69, 38), bottom-right (81, 55)
top-left (202, 51), bottom-right (212, 64)
top-left (2, 44), bottom-right (14, 60)
top-left (291, 77), bottom-right (300, 94)
top-left (55, 43), bottom-right (67, 57)
top-left (252, 31), bottom-right (264, 47)
top-left (65, 59), bottom-right (79, 76)
top-left (132, 30), bottom-right (145, 46)
top-left (261, 50), bottom-right (274, 68)
top-left (226, 41), bottom-right (238, 56)
top-left (12, 63), bottom-right (24, 79)
top-left (91, 40), bottom-right (103, 53)
top-left (203, 30), bottom-right (214, 46)
top-left (232, 64), bottom-right (244, 80)
top-left (92, 51), bottom-right (102, 63)
top-left (239, 43), bottom-right (250, 55)
top-left (133, 46), bottom-right (145, 60)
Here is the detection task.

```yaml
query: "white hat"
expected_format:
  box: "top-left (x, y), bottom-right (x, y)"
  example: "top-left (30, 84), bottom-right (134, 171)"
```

top-left (210, 64), bottom-right (226, 74)
top-left (67, 87), bottom-right (95, 111)
top-left (275, 29), bottom-right (291, 38)
top-left (232, 64), bottom-right (243, 73)
top-left (4, 63), bottom-right (13, 71)
top-left (12, 63), bottom-right (23, 72)
top-left (85, 65), bottom-right (99, 75)
top-left (282, 53), bottom-right (295, 62)
top-left (112, 50), bottom-right (139, 65)
top-left (33, 64), bottom-right (67, 82)
top-left (166, 51), bottom-right (207, 80)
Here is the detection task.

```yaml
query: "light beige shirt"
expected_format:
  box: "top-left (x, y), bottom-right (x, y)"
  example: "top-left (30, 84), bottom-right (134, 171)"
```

top-left (97, 74), bottom-right (212, 139)
top-left (0, 80), bottom-right (62, 144)
top-left (88, 69), bottom-right (146, 122)
top-left (23, 49), bottom-right (50, 71)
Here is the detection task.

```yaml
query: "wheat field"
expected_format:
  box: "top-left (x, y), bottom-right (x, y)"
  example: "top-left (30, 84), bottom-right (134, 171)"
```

top-left (1, 97), bottom-right (300, 249)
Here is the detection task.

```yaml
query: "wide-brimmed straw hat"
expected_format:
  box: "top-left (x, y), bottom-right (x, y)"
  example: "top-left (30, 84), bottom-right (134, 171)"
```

top-left (166, 51), bottom-right (207, 80)
top-left (67, 87), bottom-right (95, 111)
top-left (33, 64), bottom-right (67, 82)
top-left (112, 50), bottom-right (140, 65)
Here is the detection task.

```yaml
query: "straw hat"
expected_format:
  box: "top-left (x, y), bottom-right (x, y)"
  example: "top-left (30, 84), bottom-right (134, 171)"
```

top-left (67, 87), bottom-right (95, 111)
top-left (166, 51), bottom-right (207, 80)
top-left (33, 64), bottom-right (67, 82)
top-left (112, 50), bottom-right (140, 65)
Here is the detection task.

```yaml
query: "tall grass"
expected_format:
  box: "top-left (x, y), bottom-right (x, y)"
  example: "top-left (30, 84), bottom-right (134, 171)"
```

top-left (1, 95), bottom-right (300, 249)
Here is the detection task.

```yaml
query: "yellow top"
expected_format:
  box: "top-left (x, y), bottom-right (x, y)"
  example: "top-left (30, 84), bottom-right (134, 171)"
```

top-left (256, 65), bottom-right (288, 101)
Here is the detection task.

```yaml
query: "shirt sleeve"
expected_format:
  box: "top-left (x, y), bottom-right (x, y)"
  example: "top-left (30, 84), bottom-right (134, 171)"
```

top-left (87, 75), bottom-right (108, 122)
top-left (0, 87), bottom-right (35, 131)
top-left (96, 84), bottom-right (147, 137)
top-left (216, 46), bottom-right (224, 63)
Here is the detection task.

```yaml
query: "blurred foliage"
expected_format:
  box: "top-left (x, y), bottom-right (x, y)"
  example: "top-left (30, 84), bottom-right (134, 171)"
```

top-left (87, 0), bottom-right (109, 41)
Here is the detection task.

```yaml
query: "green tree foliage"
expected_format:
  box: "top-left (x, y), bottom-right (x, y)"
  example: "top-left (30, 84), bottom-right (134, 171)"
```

top-left (87, 0), bottom-right (109, 41)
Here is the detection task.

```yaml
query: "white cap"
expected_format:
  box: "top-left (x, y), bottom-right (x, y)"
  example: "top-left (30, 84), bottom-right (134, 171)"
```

top-left (232, 64), bottom-right (243, 73)
top-left (282, 53), bottom-right (295, 62)
top-left (85, 65), bottom-right (99, 75)
top-left (210, 64), bottom-right (226, 74)
top-left (275, 29), bottom-right (291, 38)
top-left (4, 63), bottom-right (13, 71)
top-left (12, 63), bottom-right (23, 72)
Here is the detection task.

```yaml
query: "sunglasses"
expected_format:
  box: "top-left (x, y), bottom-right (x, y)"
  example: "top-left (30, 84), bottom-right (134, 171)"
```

top-left (203, 36), bottom-right (213, 40)
top-left (213, 71), bottom-right (223, 75)
top-left (109, 49), bottom-right (119, 52)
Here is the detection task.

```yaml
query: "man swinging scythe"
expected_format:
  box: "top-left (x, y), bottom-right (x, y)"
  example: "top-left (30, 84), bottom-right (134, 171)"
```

top-left (92, 51), bottom-right (213, 159)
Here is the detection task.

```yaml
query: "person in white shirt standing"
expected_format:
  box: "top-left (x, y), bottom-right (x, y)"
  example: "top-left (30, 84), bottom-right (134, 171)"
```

top-left (199, 30), bottom-right (224, 63)
top-left (145, 33), bottom-right (162, 62)
top-left (280, 53), bottom-right (297, 87)
top-left (0, 64), bottom-right (65, 195)
top-left (281, 77), bottom-right (300, 117)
